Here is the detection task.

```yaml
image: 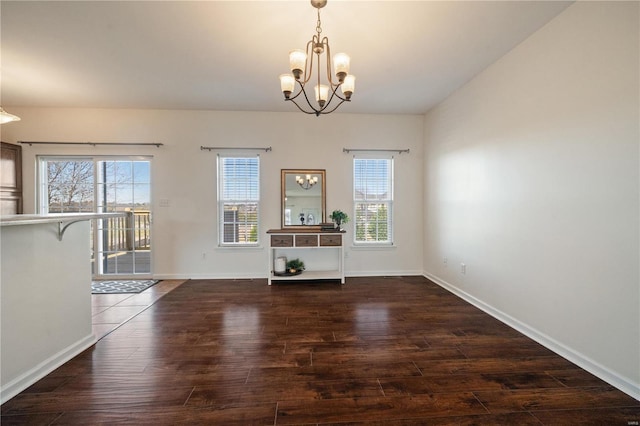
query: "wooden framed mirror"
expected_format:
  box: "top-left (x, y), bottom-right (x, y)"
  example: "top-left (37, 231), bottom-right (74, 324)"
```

top-left (281, 169), bottom-right (326, 228)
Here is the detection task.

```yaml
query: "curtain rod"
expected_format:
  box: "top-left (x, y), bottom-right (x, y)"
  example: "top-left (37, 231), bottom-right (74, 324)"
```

top-left (200, 146), bottom-right (272, 152)
top-left (343, 148), bottom-right (410, 154)
top-left (19, 141), bottom-right (163, 147)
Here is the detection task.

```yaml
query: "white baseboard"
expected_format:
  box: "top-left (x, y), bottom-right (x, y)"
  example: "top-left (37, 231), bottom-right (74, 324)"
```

top-left (424, 272), bottom-right (640, 402)
top-left (155, 272), bottom-right (425, 281)
top-left (345, 270), bottom-right (424, 278)
top-left (154, 274), bottom-right (266, 280)
top-left (1, 334), bottom-right (97, 404)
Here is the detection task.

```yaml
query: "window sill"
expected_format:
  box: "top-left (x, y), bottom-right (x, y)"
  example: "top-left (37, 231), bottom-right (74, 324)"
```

top-left (216, 245), bottom-right (264, 251)
top-left (350, 244), bottom-right (396, 250)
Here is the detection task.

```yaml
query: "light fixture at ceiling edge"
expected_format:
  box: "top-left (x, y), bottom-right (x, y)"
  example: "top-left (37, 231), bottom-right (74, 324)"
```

top-left (0, 108), bottom-right (21, 124)
top-left (279, 0), bottom-right (355, 117)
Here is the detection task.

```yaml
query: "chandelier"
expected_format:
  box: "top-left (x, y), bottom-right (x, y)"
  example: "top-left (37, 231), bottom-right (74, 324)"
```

top-left (279, 0), bottom-right (355, 116)
top-left (296, 174), bottom-right (318, 190)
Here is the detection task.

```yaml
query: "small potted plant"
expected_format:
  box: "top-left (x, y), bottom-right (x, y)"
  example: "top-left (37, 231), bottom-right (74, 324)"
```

top-left (330, 210), bottom-right (349, 230)
top-left (286, 258), bottom-right (305, 275)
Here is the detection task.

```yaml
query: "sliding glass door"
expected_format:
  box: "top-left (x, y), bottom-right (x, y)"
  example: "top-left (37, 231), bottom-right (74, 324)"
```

top-left (39, 156), bottom-right (152, 278)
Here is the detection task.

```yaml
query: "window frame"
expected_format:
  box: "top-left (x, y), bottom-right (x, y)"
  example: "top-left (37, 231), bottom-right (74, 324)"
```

top-left (217, 154), bottom-right (261, 247)
top-left (37, 155), bottom-right (154, 278)
top-left (353, 156), bottom-right (394, 246)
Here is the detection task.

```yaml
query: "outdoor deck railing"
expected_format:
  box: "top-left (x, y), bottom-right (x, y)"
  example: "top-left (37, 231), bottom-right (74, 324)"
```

top-left (103, 211), bottom-right (150, 251)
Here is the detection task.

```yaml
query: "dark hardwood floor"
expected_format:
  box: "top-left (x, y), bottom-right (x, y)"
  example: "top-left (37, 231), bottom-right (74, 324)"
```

top-left (2, 276), bottom-right (639, 424)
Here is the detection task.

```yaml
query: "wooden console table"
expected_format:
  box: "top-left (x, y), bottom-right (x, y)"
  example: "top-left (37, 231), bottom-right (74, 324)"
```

top-left (267, 228), bottom-right (345, 285)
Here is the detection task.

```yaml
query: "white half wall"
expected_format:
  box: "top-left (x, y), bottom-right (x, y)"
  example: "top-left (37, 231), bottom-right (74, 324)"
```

top-left (1, 221), bottom-right (95, 402)
top-left (1, 111), bottom-right (424, 279)
top-left (423, 1), bottom-right (639, 398)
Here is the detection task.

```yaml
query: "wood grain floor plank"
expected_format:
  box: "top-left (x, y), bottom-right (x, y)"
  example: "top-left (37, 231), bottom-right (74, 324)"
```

top-left (531, 406), bottom-right (640, 424)
top-left (52, 404), bottom-right (277, 425)
top-left (275, 393), bottom-right (488, 424)
top-left (379, 371), bottom-right (566, 396)
top-left (474, 386), bottom-right (640, 413)
top-left (0, 412), bottom-right (63, 426)
top-left (2, 386), bottom-right (194, 414)
top-left (317, 411), bottom-right (543, 425)
top-left (186, 378), bottom-right (384, 406)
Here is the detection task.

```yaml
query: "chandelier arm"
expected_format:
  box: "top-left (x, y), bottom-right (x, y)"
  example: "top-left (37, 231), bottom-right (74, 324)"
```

top-left (332, 93), bottom-right (348, 102)
top-left (285, 69), bottom-right (348, 116)
top-left (287, 79), bottom-right (314, 104)
top-left (297, 80), bottom-right (322, 114)
top-left (322, 36), bottom-right (337, 87)
top-left (287, 97), bottom-right (320, 115)
top-left (287, 83), bottom-right (307, 102)
top-left (319, 98), bottom-right (347, 115)
top-left (315, 83), bottom-right (345, 113)
top-left (320, 85), bottom-right (344, 112)
top-left (301, 39), bottom-right (316, 85)
top-left (317, 51), bottom-right (321, 96)
top-left (329, 85), bottom-right (348, 102)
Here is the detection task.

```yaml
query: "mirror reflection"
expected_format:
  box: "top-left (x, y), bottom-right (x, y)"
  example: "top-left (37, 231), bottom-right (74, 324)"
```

top-left (281, 169), bottom-right (326, 227)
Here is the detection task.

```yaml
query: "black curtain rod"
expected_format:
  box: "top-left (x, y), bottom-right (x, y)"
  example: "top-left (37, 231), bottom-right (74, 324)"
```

top-left (200, 146), bottom-right (272, 152)
top-left (18, 141), bottom-right (163, 147)
top-left (343, 148), bottom-right (410, 154)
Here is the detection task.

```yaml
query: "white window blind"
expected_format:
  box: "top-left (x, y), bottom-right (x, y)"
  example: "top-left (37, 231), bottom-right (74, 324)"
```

top-left (353, 158), bottom-right (393, 244)
top-left (218, 155), bottom-right (260, 245)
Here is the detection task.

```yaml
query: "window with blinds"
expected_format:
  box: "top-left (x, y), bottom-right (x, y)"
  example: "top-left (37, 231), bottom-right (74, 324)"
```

top-left (353, 158), bottom-right (393, 244)
top-left (217, 155), bottom-right (260, 245)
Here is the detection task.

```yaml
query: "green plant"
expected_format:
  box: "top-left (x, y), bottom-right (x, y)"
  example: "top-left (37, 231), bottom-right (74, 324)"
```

top-left (286, 258), bottom-right (305, 271)
top-left (330, 210), bottom-right (349, 225)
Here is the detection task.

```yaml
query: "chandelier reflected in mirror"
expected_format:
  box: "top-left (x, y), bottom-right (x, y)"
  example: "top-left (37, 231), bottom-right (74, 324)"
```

top-left (296, 174), bottom-right (318, 190)
top-left (279, 0), bottom-right (355, 117)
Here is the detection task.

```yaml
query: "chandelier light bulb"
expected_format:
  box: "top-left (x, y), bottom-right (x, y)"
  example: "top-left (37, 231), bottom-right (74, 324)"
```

top-left (279, 74), bottom-right (295, 98)
top-left (289, 50), bottom-right (307, 80)
top-left (333, 53), bottom-right (350, 82)
top-left (315, 84), bottom-right (329, 107)
top-left (341, 75), bottom-right (355, 99)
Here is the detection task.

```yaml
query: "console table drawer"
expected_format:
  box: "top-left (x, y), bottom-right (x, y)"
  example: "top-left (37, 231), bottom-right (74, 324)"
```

top-left (271, 235), bottom-right (293, 247)
top-left (295, 234), bottom-right (318, 247)
top-left (320, 234), bottom-right (342, 246)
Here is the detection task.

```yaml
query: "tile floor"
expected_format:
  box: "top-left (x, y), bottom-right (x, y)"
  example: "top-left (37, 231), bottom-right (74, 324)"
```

top-left (91, 279), bottom-right (186, 340)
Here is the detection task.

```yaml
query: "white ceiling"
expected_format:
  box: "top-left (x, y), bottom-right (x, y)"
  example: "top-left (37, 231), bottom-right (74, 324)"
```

top-left (1, 1), bottom-right (572, 115)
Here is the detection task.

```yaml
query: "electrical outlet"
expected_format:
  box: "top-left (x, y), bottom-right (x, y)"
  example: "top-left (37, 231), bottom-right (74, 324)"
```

top-left (460, 263), bottom-right (466, 274)
top-left (202, 252), bottom-right (206, 260)
top-left (443, 257), bottom-right (448, 266)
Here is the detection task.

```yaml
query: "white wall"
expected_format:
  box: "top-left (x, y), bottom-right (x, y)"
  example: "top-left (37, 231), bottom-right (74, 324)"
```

top-left (1, 110), bottom-right (424, 279)
top-left (1, 221), bottom-right (95, 402)
top-left (423, 1), bottom-right (639, 399)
